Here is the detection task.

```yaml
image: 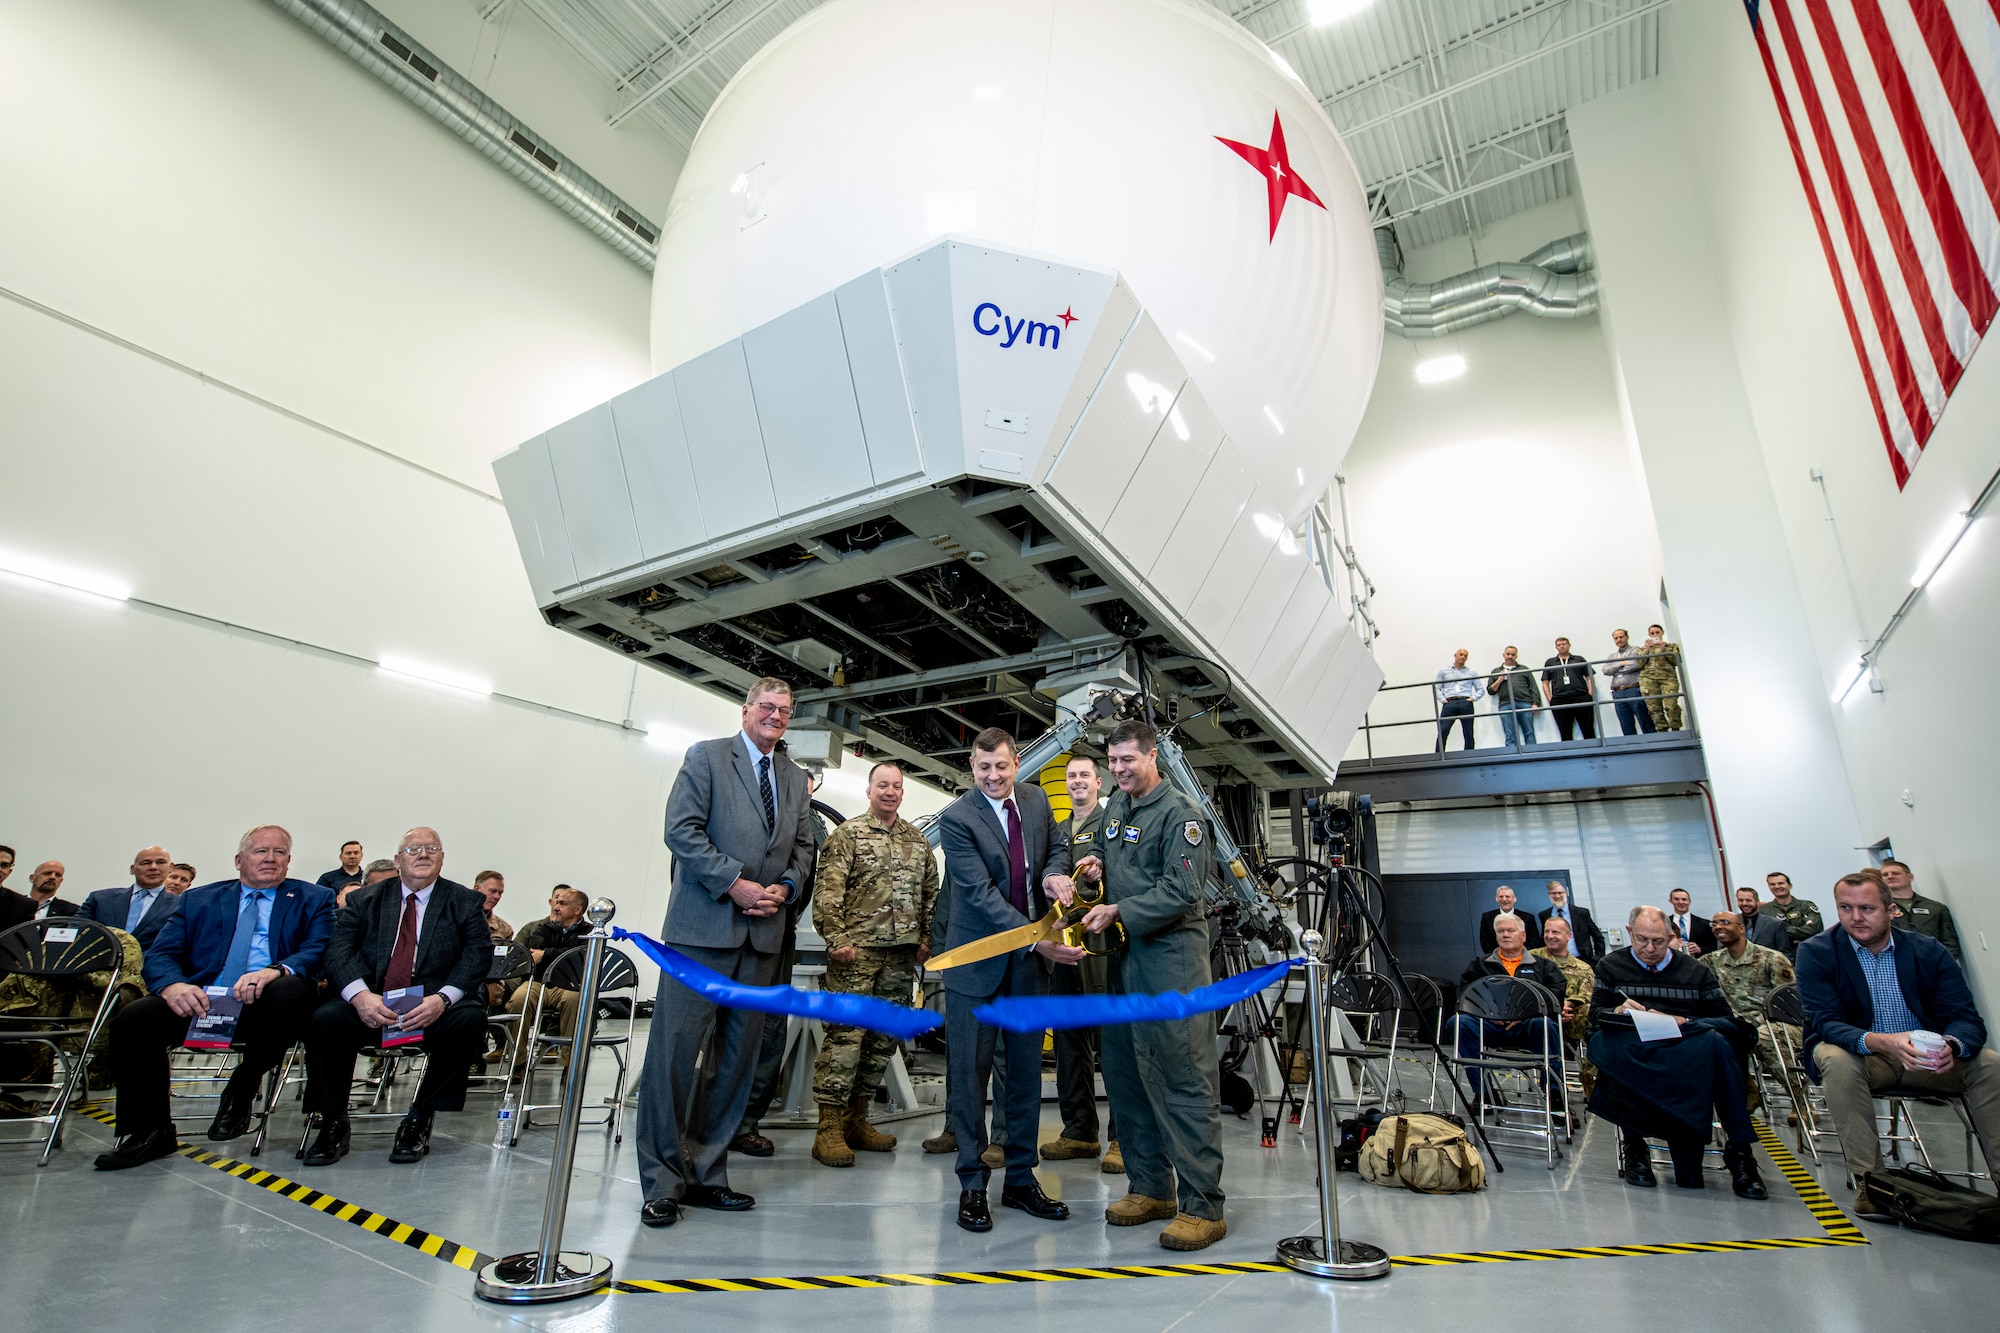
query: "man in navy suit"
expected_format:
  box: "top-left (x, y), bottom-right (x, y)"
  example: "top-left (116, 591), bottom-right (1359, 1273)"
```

top-left (94, 825), bottom-right (332, 1170)
top-left (936, 726), bottom-right (1079, 1234)
top-left (1796, 868), bottom-right (1999, 1200)
top-left (77, 846), bottom-right (183, 950)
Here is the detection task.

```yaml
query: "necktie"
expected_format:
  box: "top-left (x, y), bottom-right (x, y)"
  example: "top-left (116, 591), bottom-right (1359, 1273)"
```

top-left (385, 892), bottom-right (419, 992)
top-left (125, 888), bottom-right (156, 933)
top-left (218, 889), bottom-right (266, 989)
top-left (1002, 798), bottom-right (1028, 916)
top-left (758, 755), bottom-right (775, 834)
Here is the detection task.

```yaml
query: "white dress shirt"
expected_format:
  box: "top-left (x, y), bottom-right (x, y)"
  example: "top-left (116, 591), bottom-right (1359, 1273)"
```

top-left (340, 880), bottom-right (462, 1004)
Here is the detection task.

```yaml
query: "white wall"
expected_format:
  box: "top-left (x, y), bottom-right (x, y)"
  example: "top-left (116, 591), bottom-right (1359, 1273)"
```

top-left (0, 0), bottom-right (942, 965)
top-left (1568, 5), bottom-right (1999, 990)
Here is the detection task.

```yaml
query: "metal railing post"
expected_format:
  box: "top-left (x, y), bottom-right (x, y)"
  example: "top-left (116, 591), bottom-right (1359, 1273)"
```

top-left (1277, 929), bottom-right (1390, 1281)
top-left (475, 898), bottom-right (618, 1304)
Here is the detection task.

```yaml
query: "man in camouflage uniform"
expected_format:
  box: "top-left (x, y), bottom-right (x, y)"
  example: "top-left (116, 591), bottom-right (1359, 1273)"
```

top-left (1882, 859), bottom-right (1962, 960)
top-left (1764, 871), bottom-right (1823, 950)
top-left (1700, 910), bottom-right (1798, 1113)
top-left (1638, 623), bottom-right (1683, 730)
top-left (0, 922), bottom-right (144, 1115)
top-left (810, 760), bottom-right (938, 1167)
top-left (1531, 916), bottom-right (1597, 1096)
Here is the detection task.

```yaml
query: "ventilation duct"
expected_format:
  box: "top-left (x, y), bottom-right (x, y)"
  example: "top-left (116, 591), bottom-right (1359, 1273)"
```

top-left (1378, 229), bottom-right (1599, 338)
top-left (270, 0), bottom-right (660, 271)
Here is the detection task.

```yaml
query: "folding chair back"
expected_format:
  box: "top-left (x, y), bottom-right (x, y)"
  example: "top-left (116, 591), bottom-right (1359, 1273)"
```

top-left (513, 943), bottom-right (640, 1145)
top-left (1764, 981), bottom-right (1807, 1028)
top-left (0, 918), bottom-right (122, 980)
top-left (489, 940), bottom-right (535, 984)
top-left (543, 945), bottom-right (639, 995)
top-left (0, 918), bottom-right (127, 1165)
top-left (1458, 974), bottom-right (1558, 1025)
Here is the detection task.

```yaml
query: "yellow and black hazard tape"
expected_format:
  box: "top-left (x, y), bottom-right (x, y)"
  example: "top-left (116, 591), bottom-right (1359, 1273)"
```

top-left (68, 1102), bottom-right (1861, 1293)
top-left (71, 1103), bottom-right (495, 1271)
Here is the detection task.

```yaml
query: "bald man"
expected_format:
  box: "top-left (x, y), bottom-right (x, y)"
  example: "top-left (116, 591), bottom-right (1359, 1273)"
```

top-left (78, 846), bottom-right (182, 949)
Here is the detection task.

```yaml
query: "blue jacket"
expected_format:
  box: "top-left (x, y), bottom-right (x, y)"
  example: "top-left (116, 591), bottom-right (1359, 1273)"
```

top-left (77, 885), bottom-right (182, 949)
top-left (142, 878), bottom-right (335, 992)
top-left (1796, 926), bottom-right (1986, 1078)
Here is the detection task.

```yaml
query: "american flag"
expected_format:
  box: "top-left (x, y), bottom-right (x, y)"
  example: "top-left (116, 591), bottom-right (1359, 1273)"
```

top-left (1744, 0), bottom-right (2000, 488)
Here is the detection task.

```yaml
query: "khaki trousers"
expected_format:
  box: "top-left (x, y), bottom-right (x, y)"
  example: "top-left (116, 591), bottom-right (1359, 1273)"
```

top-left (1814, 1042), bottom-right (2000, 1177)
top-left (506, 981), bottom-right (582, 1071)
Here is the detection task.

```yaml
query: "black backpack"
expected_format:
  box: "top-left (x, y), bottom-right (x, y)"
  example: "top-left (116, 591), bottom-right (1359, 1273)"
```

top-left (1860, 1164), bottom-right (2000, 1242)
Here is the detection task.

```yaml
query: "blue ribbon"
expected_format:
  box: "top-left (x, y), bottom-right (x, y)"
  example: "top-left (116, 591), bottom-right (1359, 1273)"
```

top-left (972, 959), bottom-right (1297, 1033)
top-left (612, 928), bottom-right (943, 1041)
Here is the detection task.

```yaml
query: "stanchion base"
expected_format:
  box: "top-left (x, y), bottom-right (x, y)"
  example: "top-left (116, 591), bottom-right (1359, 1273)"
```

top-left (1276, 1234), bottom-right (1392, 1281)
top-left (475, 1250), bottom-right (614, 1303)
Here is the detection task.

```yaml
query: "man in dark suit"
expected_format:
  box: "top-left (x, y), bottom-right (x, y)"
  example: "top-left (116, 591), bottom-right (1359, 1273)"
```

top-left (77, 846), bottom-right (182, 950)
top-left (635, 677), bottom-right (817, 1228)
top-left (1537, 880), bottom-right (1603, 963)
top-left (1796, 869), bottom-right (1998, 1202)
top-left (1478, 885), bottom-right (1543, 954)
top-left (93, 824), bottom-right (333, 1169)
top-left (937, 726), bottom-right (1079, 1234)
top-left (1733, 886), bottom-right (1795, 957)
top-left (1667, 888), bottom-right (1717, 956)
top-left (300, 826), bottom-right (490, 1167)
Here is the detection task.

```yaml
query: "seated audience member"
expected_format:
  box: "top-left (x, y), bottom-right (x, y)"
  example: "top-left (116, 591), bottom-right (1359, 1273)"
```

top-left (1588, 905), bottom-right (1767, 1198)
top-left (1734, 887), bottom-right (1793, 957)
top-left (0, 920), bottom-right (143, 1117)
top-left (317, 841), bottom-right (366, 896)
top-left (1765, 871), bottom-right (1824, 950)
top-left (77, 846), bottom-right (182, 950)
top-left (301, 828), bottom-right (490, 1167)
top-left (1699, 910), bottom-right (1797, 1108)
top-left (1796, 869), bottom-right (1997, 1212)
top-left (1453, 913), bottom-right (1569, 1110)
top-left (474, 870), bottom-right (514, 943)
top-left (0, 845), bottom-right (27, 929)
top-left (93, 826), bottom-right (332, 1168)
top-left (1538, 880), bottom-right (1604, 963)
top-left (26, 860), bottom-right (80, 919)
top-left (1531, 917), bottom-right (1597, 1095)
top-left (504, 887), bottom-right (593, 1071)
top-left (1881, 859), bottom-right (1962, 961)
top-left (1478, 885), bottom-right (1544, 954)
top-left (165, 863), bottom-right (196, 895)
top-left (343, 858), bottom-right (397, 908)
top-left (1664, 888), bottom-right (1715, 956)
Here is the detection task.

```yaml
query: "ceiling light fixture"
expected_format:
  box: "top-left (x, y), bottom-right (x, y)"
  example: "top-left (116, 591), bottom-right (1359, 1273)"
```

top-left (377, 654), bottom-right (492, 697)
top-left (1416, 353), bottom-right (1466, 384)
top-left (1909, 510), bottom-right (1971, 588)
top-left (1831, 658), bottom-right (1868, 703)
top-left (0, 547), bottom-right (132, 602)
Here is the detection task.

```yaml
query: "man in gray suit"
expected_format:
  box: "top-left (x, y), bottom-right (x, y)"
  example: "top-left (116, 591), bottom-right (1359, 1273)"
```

top-left (937, 727), bottom-right (1081, 1233)
top-left (636, 676), bottom-right (817, 1229)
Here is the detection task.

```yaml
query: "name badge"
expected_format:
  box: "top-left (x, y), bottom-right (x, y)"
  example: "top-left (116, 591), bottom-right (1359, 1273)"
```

top-left (1072, 831), bottom-right (1092, 843)
top-left (1123, 826), bottom-right (1140, 843)
top-left (494, 945), bottom-right (510, 956)
top-left (46, 927), bottom-right (78, 943)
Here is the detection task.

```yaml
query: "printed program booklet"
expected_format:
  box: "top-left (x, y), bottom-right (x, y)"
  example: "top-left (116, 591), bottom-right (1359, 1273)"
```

top-left (184, 988), bottom-right (243, 1050)
top-left (382, 987), bottom-right (426, 1048)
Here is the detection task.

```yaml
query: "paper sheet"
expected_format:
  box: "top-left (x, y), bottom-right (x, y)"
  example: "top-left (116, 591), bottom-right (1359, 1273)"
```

top-left (1629, 1008), bottom-right (1682, 1042)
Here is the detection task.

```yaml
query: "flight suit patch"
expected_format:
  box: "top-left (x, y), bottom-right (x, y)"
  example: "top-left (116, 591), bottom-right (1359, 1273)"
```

top-left (1123, 826), bottom-right (1140, 843)
top-left (1072, 831), bottom-right (1093, 844)
top-left (1183, 820), bottom-right (1202, 847)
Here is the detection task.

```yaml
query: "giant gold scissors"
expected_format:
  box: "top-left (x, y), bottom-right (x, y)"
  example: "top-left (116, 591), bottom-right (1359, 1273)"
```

top-left (925, 874), bottom-right (1126, 972)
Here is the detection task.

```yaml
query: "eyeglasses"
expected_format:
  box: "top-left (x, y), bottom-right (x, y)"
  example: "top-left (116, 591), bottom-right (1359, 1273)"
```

top-left (399, 843), bottom-right (442, 856)
top-left (752, 702), bottom-right (793, 719)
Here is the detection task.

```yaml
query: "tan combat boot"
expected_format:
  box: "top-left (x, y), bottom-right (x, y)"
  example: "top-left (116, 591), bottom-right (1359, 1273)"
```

top-left (845, 1095), bottom-right (897, 1152)
top-left (1159, 1212), bottom-right (1227, 1251)
top-left (980, 1142), bottom-right (1004, 1168)
top-left (1101, 1139), bottom-right (1125, 1174)
top-left (1039, 1137), bottom-right (1101, 1160)
top-left (812, 1105), bottom-right (855, 1167)
top-left (922, 1126), bottom-right (957, 1154)
top-left (1104, 1192), bottom-right (1176, 1226)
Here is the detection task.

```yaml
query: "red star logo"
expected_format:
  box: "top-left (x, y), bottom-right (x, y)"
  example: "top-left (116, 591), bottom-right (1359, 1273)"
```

top-left (1216, 112), bottom-right (1326, 242)
top-left (1056, 307), bottom-right (1078, 329)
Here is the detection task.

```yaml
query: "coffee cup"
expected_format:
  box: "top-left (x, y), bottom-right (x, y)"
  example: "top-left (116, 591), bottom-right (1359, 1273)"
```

top-left (1910, 1030), bottom-right (1948, 1062)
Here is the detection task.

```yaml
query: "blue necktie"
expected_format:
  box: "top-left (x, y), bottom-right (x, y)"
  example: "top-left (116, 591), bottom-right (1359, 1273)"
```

top-left (124, 888), bottom-right (157, 933)
top-left (218, 889), bottom-right (267, 988)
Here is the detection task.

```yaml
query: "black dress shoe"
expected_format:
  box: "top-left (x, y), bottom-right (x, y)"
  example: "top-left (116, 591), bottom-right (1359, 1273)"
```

top-left (208, 1084), bottom-right (255, 1142)
top-left (1723, 1142), bottom-right (1768, 1200)
top-left (1000, 1180), bottom-right (1071, 1221)
top-left (1620, 1133), bottom-right (1656, 1188)
top-left (957, 1189), bottom-right (993, 1233)
top-left (640, 1198), bottom-right (682, 1228)
top-left (682, 1184), bottom-right (755, 1211)
top-left (94, 1125), bottom-right (180, 1171)
top-left (302, 1118), bottom-right (351, 1167)
top-left (389, 1113), bottom-right (433, 1164)
top-left (730, 1132), bottom-right (775, 1158)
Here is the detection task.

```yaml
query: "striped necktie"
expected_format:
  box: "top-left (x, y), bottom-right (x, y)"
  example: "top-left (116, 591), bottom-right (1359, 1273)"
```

top-left (758, 755), bottom-right (775, 834)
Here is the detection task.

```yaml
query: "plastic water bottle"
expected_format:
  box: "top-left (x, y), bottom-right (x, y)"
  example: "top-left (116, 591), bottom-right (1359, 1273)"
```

top-left (493, 1092), bottom-right (516, 1147)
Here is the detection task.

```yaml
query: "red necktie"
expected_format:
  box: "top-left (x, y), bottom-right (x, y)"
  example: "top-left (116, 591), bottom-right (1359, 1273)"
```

top-left (1003, 798), bottom-right (1028, 916)
top-left (384, 891), bottom-right (419, 991)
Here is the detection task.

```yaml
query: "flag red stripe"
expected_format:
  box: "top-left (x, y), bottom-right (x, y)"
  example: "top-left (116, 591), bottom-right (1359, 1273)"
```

top-left (1848, 0), bottom-right (2000, 336)
top-left (1769, 0), bottom-right (1936, 440)
top-left (1906, 0), bottom-right (2000, 222)
top-left (1751, 20), bottom-right (1907, 485)
top-left (1802, 0), bottom-right (1963, 388)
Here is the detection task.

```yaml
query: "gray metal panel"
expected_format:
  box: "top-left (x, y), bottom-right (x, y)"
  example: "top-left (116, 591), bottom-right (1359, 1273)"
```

top-left (1148, 434), bottom-right (1252, 611)
top-left (1102, 382), bottom-right (1224, 577)
top-left (880, 245), bottom-right (961, 469)
top-left (743, 292), bottom-right (876, 515)
top-left (545, 403), bottom-right (641, 582)
top-left (1338, 740), bottom-right (1709, 803)
top-left (1043, 317), bottom-right (1184, 534)
top-left (674, 340), bottom-right (779, 539)
top-left (610, 372), bottom-right (707, 561)
top-left (491, 436), bottom-right (575, 603)
top-left (834, 271), bottom-right (924, 485)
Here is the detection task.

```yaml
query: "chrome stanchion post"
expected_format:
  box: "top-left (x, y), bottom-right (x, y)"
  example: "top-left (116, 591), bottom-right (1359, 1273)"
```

top-left (476, 898), bottom-right (618, 1304)
top-left (1277, 929), bottom-right (1390, 1281)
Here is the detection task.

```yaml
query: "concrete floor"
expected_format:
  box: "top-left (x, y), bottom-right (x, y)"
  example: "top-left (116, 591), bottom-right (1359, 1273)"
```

top-left (4, 1047), bottom-right (1995, 1332)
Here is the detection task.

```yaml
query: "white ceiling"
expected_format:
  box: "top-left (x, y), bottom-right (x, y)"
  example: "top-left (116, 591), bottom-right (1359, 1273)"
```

top-left (515, 0), bottom-right (1663, 255)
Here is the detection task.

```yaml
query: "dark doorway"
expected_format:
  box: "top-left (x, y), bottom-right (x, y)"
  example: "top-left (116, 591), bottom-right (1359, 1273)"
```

top-left (1378, 870), bottom-right (1573, 984)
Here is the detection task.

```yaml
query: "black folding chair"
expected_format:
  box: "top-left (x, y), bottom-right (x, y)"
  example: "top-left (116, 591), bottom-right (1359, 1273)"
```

top-left (1449, 974), bottom-right (1570, 1166)
top-left (1312, 972), bottom-right (1405, 1119)
top-left (1397, 974), bottom-right (1447, 1111)
top-left (0, 918), bottom-right (128, 1165)
top-left (511, 945), bottom-right (639, 1145)
top-left (470, 940), bottom-right (535, 1096)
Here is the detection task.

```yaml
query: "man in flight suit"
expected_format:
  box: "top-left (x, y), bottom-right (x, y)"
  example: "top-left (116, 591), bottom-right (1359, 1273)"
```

top-left (1075, 719), bottom-right (1226, 1251)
